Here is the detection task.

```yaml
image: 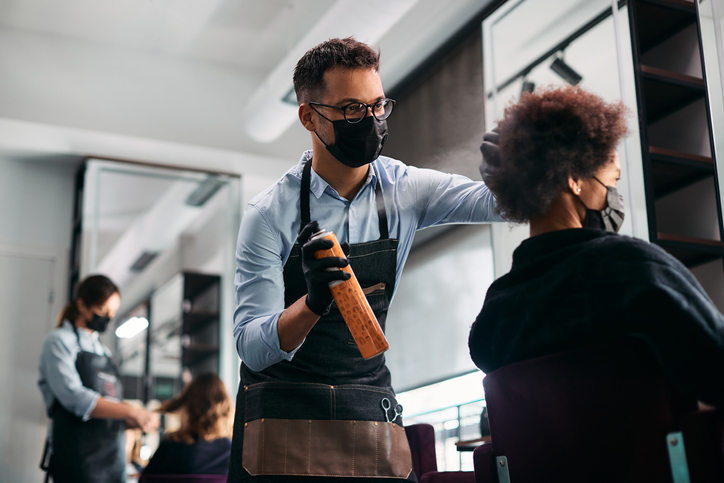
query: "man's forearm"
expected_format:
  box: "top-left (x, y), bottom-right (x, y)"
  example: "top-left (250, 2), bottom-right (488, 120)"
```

top-left (277, 296), bottom-right (321, 352)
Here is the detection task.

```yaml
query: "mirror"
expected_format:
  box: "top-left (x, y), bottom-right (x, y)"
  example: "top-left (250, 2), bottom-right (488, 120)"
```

top-left (80, 159), bottom-right (241, 408)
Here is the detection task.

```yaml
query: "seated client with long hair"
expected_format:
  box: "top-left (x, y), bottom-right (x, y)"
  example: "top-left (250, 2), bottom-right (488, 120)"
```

top-left (468, 85), bottom-right (724, 407)
top-left (141, 372), bottom-right (233, 476)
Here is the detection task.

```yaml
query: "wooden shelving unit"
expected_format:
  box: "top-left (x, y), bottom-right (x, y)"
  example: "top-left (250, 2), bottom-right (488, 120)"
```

top-left (147, 272), bottom-right (221, 403)
top-left (629, 0), bottom-right (724, 279)
top-left (180, 272), bottom-right (221, 377)
top-left (649, 147), bottom-right (715, 198)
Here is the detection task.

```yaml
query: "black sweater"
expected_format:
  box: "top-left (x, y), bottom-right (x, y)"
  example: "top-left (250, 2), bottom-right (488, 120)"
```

top-left (141, 436), bottom-right (231, 476)
top-left (469, 228), bottom-right (724, 406)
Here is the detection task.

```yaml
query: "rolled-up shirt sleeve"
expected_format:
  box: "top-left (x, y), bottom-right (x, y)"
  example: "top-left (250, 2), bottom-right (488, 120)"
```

top-left (234, 204), bottom-right (303, 372)
top-left (39, 334), bottom-right (100, 421)
top-left (406, 166), bottom-right (504, 228)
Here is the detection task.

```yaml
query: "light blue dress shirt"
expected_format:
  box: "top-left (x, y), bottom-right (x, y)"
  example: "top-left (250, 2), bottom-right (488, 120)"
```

top-left (234, 151), bottom-right (503, 372)
top-left (38, 320), bottom-right (111, 421)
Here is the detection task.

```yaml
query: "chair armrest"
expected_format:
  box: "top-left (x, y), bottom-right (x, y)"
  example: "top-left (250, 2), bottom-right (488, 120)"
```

top-left (420, 471), bottom-right (476, 483)
top-left (680, 409), bottom-right (724, 482)
top-left (405, 423), bottom-right (439, 478)
top-left (473, 443), bottom-right (497, 483)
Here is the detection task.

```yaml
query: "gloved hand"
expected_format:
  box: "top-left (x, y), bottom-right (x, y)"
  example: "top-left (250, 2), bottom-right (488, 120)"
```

top-left (298, 221), bottom-right (351, 316)
top-left (479, 127), bottom-right (501, 185)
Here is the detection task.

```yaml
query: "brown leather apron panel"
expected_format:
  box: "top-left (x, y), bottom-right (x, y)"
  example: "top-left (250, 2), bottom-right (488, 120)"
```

top-left (242, 419), bottom-right (412, 478)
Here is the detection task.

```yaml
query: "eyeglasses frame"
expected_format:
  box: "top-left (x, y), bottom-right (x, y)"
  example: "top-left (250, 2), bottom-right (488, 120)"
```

top-left (308, 98), bottom-right (396, 124)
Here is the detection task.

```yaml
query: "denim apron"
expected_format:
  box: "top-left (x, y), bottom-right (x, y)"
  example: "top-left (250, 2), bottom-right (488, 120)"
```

top-left (43, 325), bottom-right (126, 483)
top-left (228, 160), bottom-right (415, 482)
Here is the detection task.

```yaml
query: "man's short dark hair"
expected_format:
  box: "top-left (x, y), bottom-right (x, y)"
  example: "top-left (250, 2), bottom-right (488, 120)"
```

top-left (293, 37), bottom-right (380, 105)
top-left (489, 85), bottom-right (629, 223)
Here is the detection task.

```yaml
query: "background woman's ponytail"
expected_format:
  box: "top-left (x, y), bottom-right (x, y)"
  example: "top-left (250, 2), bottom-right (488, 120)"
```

top-left (55, 275), bottom-right (120, 328)
top-left (56, 300), bottom-right (81, 328)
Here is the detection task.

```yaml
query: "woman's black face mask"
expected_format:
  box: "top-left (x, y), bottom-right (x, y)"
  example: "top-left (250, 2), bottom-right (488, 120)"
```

top-left (86, 313), bottom-right (112, 333)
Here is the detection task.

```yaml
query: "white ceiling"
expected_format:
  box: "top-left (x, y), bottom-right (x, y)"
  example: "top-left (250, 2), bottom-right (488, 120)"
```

top-left (0, 0), bottom-right (336, 73)
top-left (0, 0), bottom-right (493, 170)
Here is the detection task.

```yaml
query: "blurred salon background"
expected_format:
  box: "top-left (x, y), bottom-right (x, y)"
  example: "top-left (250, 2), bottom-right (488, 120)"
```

top-left (2, 0), bottom-right (724, 480)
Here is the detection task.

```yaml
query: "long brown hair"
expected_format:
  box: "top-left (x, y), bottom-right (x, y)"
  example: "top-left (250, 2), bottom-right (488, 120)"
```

top-left (160, 373), bottom-right (233, 443)
top-left (56, 275), bottom-right (120, 328)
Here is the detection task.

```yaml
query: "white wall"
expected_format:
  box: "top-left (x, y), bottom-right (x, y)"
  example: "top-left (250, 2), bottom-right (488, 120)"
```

top-left (0, 154), bottom-right (76, 248)
top-left (0, 153), bottom-right (76, 480)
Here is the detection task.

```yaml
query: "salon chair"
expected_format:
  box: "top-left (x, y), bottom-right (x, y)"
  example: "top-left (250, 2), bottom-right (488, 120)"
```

top-left (138, 474), bottom-right (227, 483)
top-left (405, 423), bottom-right (476, 482)
top-left (472, 338), bottom-right (724, 483)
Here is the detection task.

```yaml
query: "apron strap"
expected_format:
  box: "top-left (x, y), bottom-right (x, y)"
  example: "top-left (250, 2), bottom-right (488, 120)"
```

top-left (300, 159), bottom-right (388, 239)
top-left (300, 159), bottom-right (312, 232)
top-left (39, 436), bottom-right (51, 471)
top-left (71, 322), bottom-right (83, 348)
top-left (374, 171), bottom-right (389, 240)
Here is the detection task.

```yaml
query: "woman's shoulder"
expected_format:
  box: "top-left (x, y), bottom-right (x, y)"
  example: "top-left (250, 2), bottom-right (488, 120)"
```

top-left (592, 232), bottom-right (684, 267)
top-left (41, 323), bottom-right (76, 351)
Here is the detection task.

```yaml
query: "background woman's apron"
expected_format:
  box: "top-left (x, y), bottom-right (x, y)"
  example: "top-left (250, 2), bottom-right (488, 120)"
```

top-left (44, 326), bottom-right (126, 483)
top-left (228, 161), bottom-right (415, 482)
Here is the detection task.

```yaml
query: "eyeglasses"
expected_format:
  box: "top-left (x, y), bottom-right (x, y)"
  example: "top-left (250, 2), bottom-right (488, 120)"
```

top-left (308, 98), bottom-right (396, 124)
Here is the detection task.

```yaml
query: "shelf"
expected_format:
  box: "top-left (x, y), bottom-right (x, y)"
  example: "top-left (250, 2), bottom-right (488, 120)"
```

top-left (641, 65), bottom-right (705, 86)
top-left (656, 233), bottom-right (724, 267)
top-left (636, 0), bottom-right (697, 54)
top-left (183, 272), bottom-right (219, 300)
top-left (182, 310), bottom-right (219, 334)
top-left (183, 343), bottom-right (219, 352)
top-left (182, 346), bottom-right (219, 367)
top-left (641, 66), bottom-right (705, 123)
top-left (649, 146), bottom-right (715, 198)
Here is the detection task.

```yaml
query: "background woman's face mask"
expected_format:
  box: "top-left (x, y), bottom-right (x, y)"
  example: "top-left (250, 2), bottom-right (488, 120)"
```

top-left (581, 177), bottom-right (625, 233)
top-left (86, 312), bottom-right (112, 333)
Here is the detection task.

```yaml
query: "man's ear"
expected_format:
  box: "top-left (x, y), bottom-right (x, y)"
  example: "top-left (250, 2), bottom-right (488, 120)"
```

top-left (299, 104), bottom-right (316, 132)
top-left (568, 176), bottom-right (582, 196)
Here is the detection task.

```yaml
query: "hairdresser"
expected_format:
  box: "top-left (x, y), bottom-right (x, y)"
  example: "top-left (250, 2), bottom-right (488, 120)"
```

top-left (228, 37), bottom-right (502, 482)
top-left (38, 274), bottom-right (159, 483)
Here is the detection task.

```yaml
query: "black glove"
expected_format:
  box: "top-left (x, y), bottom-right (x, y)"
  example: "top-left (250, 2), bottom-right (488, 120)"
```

top-left (479, 127), bottom-right (501, 185)
top-left (298, 221), bottom-right (351, 316)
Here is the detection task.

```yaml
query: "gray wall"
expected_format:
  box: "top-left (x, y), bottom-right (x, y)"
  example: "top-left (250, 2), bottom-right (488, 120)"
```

top-left (382, 30), bottom-right (495, 390)
top-left (385, 30), bottom-right (485, 181)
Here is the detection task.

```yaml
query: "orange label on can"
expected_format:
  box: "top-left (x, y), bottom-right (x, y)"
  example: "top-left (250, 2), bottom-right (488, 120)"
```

top-left (312, 230), bottom-right (389, 359)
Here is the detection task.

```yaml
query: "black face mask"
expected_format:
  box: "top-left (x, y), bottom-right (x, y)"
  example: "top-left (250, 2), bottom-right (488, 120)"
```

top-left (86, 313), bottom-right (112, 333)
top-left (315, 116), bottom-right (388, 168)
top-left (579, 177), bottom-right (625, 233)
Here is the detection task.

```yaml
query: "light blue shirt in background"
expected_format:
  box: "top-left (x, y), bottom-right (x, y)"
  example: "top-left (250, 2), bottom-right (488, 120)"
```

top-left (234, 151), bottom-right (503, 372)
top-left (38, 320), bottom-right (111, 421)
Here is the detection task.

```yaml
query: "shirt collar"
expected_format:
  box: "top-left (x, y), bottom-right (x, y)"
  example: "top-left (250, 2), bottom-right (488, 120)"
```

top-left (299, 150), bottom-right (378, 200)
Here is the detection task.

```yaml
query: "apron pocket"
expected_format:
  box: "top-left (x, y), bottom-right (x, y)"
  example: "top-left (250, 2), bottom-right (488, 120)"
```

top-left (242, 418), bottom-right (412, 478)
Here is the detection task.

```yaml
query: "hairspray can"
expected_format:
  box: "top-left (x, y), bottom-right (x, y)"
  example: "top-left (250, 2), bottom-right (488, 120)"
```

top-left (310, 229), bottom-right (389, 359)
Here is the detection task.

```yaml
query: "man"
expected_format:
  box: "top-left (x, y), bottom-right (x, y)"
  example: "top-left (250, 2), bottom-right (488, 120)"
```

top-left (228, 37), bottom-right (502, 482)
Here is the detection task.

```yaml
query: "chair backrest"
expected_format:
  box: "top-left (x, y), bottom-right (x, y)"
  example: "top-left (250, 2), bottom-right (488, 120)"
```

top-left (405, 423), bottom-right (438, 479)
top-left (483, 338), bottom-right (696, 483)
top-left (138, 474), bottom-right (227, 483)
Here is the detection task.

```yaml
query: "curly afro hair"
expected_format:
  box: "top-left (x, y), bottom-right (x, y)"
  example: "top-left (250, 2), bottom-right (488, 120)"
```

top-left (487, 85), bottom-right (629, 223)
